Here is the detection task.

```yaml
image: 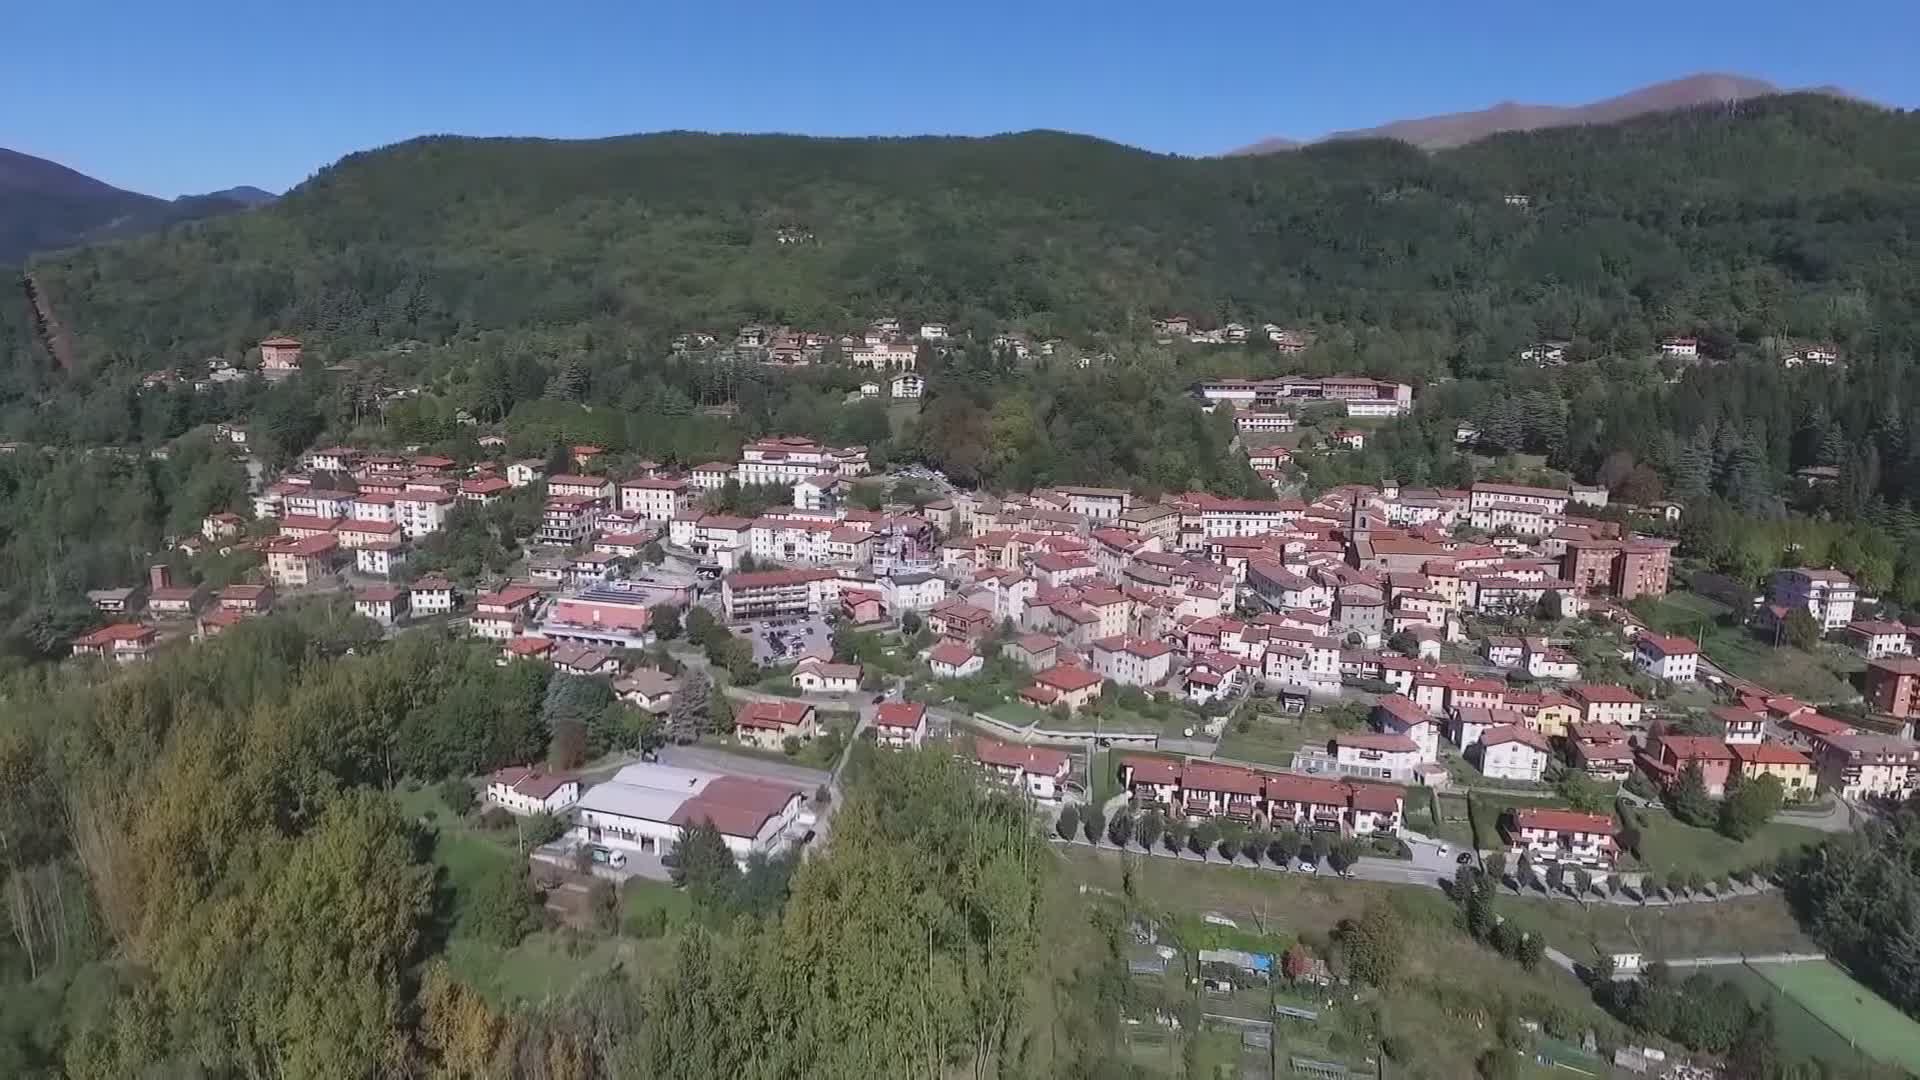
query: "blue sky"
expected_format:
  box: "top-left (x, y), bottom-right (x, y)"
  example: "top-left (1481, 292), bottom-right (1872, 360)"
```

top-left (5, 0), bottom-right (1916, 197)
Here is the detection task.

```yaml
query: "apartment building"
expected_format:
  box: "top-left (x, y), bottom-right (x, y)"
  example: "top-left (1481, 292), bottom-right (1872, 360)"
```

top-left (1768, 568), bottom-right (1857, 632)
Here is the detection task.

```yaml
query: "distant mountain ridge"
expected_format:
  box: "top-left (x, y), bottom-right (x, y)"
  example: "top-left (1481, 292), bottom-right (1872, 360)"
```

top-left (0, 148), bottom-right (276, 265)
top-left (1228, 73), bottom-right (1860, 154)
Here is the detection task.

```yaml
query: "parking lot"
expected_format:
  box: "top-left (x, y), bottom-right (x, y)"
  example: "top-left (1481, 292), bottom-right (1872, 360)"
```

top-left (736, 614), bottom-right (833, 665)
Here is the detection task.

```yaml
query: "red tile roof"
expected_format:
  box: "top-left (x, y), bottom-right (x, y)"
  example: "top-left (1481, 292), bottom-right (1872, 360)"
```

top-left (1571, 683), bottom-right (1643, 705)
top-left (873, 702), bottom-right (926, 730)
top-left (926, 642), bottom-right (979, 668)
top-left (1120, 756), bottom-right (1181, 785)
top-left (735, 700), bottom-right (814, 731)
top-left (1480, 725), bottom-right (1551, 753)
top-left (1034, 665), bottom-right (1102, 692)
top-left (1728, 741), bottom-right (1812, 767)
top-left (973, 738), bottom-right (1068, 775)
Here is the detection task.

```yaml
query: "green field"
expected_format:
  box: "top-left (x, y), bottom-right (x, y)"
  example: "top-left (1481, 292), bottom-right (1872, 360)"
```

top-left (1639, 592), bottom-right (1864, 702)
top-left (445, 930), bottom-right (658, 1006)
top-left (985, 700), bottom-right (1052, 728)
top-left (1059, 847), bottom-right (1630, 1078)
top-left (1497, 894), bottom-right (1814, 961)
top-left (1216, 710), bottom-right (1345, 767)
top-left (1735, 960), bottom-right (1920, 1073)
top-left (1624, 807), bottom-right (1826, 881)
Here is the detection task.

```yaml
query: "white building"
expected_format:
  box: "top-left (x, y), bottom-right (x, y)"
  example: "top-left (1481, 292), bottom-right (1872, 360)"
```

top-left (393, 491), bottom-right (454, 539)
top-left (1847, 620), bottom-right (1915, 661)
top-left (570, 762), bottom-right (806, 863)
top-left (872, 702), bottom-right (928, 749)
top-left (973, 739), bottom-right (1070, 802)
top-left (485, 766), bottom-right (581, 815)
top-left (1472, 726), bottom-right (1552, 782)
top-left (890, 373), bottom-right (924, 399)
top-left (1089, 635), bottom-right (1174, 687)
top-left (1769, 568), bottom-right (1857, 632)
top-left (1372, 695), bottom-right (1439, 763)
top-left (1633, 634), bottom-right (1700, 683)
top-left (1330, 733), bottom-right (1421, 782)
top-left (618, 478), bottom-right (691, 522)
top-left (735, 436), bottom-right (870, 487)
top-left (409, 576), bottom-right (456, 616)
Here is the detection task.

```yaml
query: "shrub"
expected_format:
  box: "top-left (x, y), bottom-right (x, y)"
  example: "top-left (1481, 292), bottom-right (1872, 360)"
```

top-left (437, 777), bottom-right (477, 816)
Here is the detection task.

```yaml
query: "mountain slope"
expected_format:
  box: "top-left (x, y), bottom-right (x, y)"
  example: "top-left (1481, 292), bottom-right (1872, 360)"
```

top-left (0, 148), bottom-right (273, 265)
top-left (24, 94), bottom-right (1920, 375)
top-left (1229, 73), bottom-right (1854, 153)
top-left (0, 148), bottom-right (162, 265)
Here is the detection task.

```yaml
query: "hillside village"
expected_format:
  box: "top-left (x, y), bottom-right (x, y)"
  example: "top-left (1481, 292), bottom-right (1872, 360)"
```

top-left (57, 330), bottom-right (1920, 909)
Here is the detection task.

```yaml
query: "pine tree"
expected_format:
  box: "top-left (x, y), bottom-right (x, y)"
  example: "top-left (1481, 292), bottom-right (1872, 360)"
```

top-left (670, 669), bottom-right (711, 744)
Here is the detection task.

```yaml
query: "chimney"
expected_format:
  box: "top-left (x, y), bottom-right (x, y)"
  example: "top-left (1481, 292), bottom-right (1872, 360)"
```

top-left (149, 564), bottom-right (172, 590)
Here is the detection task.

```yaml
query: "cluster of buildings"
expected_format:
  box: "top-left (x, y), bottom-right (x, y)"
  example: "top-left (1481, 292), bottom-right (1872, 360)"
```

top-left (1116, 756), bottom-right (1406, 836)
top-left (1152, 317), bottom-right (1314, 352)
top-left (1194, 374), bottom-right (1416, 420)
top-left (483, 760), bottom-right (811, 866)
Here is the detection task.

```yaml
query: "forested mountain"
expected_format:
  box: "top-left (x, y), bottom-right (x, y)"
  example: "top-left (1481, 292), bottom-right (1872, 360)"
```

top-left (1229, 73), bottom-right (1854, 153)
top-left (24, 93), bottom-right (1920, 372)
top-left (0, 148), bottom-right (270, 266)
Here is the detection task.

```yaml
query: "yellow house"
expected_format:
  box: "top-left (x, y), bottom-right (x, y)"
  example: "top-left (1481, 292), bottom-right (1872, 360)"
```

top-left (1728, 741), bottom-right (1816, 798)
top-left (1509, 692), bottom-right (1581, 739)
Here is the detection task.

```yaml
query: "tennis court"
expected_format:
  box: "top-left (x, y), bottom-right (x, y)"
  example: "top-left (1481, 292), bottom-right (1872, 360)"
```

top-left (1748, 960), bottom-right (1920, 1073)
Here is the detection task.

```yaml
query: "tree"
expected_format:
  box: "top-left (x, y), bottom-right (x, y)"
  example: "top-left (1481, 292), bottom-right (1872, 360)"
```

top-left (1164, 819), bottom-right (1189, 855)
top-left (1718, 773), bottom-right (1785, 840)
top-left (464, 862), bottom-right (539, 947)
top-left (1107, 809), bottom-right (1134, 848)
top-left (1475, 1047), bottom-right (1519, 1080)
top-left (1666, 761), bottom-right (1716, 826)
top-left (649, 603), bottom-right (683, 640)
top-left (1189, 819), bottom-right (1219, 857)
top-left (547, 718), bottom-right (589, 770)
top-left (668, 819), bottom-right (740, 913)
top-left (1081, 804), bottom-right (1106, 846)
top-left (1135, 809), bottom-right (1163, 851)
top-left (1055, 804), bottom-right (1081, 842)
top-left (437, 778), bottom-right (476, 816)
top-left (670, 668), bottom-right (712, 744)
top-left (1339, 902), bottom-right (1405, 986)
top-left (901, 610), bottom-right (922, 635)
top-left (1777, 607), bottom-right (1820, 650)
top-left (1328, 837), bottom-right (1361, 875)
top-left (1515, 933), bottom-right (1545, 971)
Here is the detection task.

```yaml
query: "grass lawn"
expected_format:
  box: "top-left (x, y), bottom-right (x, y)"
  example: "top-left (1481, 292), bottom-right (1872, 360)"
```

top-left (986, 700), bottom-right (1051, 728)
top-left (1035, 707), bottom-right (1167, 735)
top-left (1749, 960), bottom-right (1920, 1073)
top-left (445, 930), bottom-right (665, 1006)
top-left (623, 877), bottom-right (693, 929)
top-left (1497, 894), bottom-right (1814, 962)
top-left (1216, 710), bottom-right (1345, 767)
top-left (1623, 807), bottom-right (1826, 881)
top-left (1409, 791), bottom-right (1476, 850)
top-left (1721, 964), bottom-right (1873, 1070)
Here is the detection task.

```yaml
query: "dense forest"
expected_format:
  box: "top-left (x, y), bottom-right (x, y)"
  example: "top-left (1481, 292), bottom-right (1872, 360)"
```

top-left (0, 610), bottom-right (1139, 1078)
top-left (20, 95), bottom-right (1920, 368)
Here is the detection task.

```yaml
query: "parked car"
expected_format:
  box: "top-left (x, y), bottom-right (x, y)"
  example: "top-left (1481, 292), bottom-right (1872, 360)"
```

top-left (1455, 851), bottom-right (1474, 865)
